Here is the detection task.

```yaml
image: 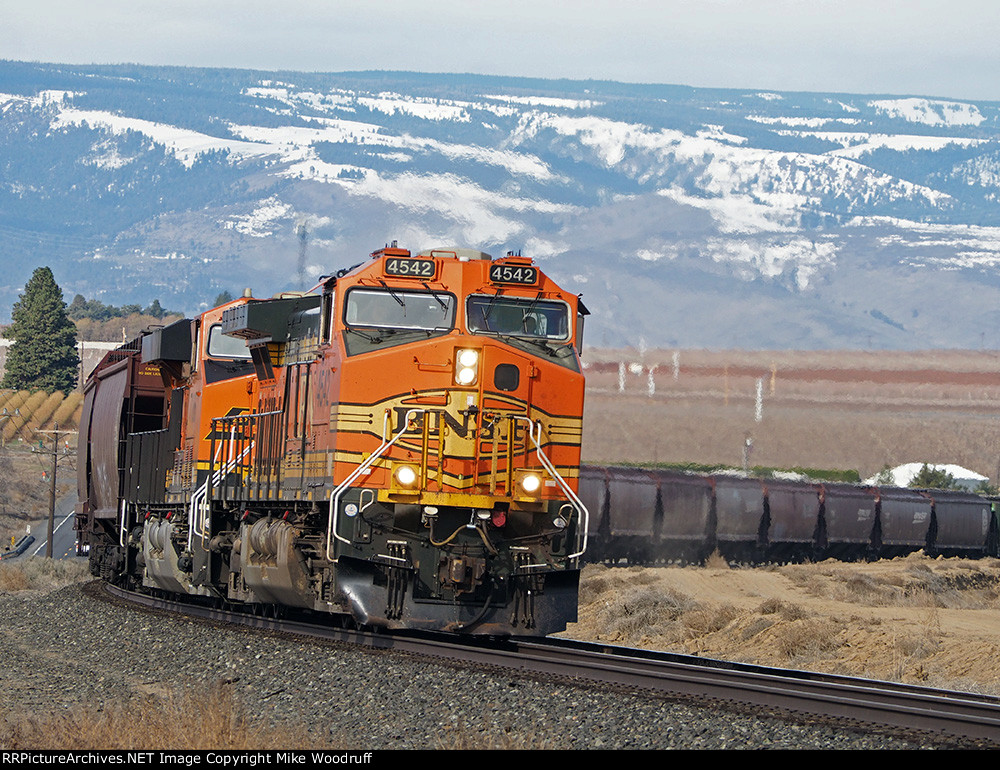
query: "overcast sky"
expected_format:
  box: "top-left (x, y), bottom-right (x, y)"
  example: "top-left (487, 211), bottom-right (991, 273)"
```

top-left (4, 0), bottom-right (1000, 101)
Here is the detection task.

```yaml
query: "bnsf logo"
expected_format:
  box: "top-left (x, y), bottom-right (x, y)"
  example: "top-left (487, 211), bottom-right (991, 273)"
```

top-left (391, 406), bottom-right (523, 441)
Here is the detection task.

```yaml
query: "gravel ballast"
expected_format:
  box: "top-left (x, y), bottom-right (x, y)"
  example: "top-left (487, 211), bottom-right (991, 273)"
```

top-left (0, 581), bottom-right (982, 749)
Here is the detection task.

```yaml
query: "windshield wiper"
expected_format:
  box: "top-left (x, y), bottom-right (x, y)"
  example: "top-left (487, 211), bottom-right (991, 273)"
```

top-left (378, 279), bottom-right (405, 308)
top-left (421, 282), bottom-right (449, 311)
top-left (344, 324), bottom-right (381, 343)
top-left (521, 291), bottom-right (544, 335)
top-left (483, 287), bottom-right (502, 324)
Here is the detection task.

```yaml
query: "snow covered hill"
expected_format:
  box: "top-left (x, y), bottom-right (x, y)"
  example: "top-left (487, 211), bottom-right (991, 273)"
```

top-left (3, 62), bottom-right (1000, 348)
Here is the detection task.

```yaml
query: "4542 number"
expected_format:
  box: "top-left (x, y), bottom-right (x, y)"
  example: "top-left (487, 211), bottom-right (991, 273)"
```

top-left (384, 258), bottom-right (435, 278)
top-left (489, 264), bottom-right (538, 285)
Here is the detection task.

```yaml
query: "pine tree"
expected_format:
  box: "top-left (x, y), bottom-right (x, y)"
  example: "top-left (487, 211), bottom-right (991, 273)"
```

top-left (2, 267), bottom-right (79, 393)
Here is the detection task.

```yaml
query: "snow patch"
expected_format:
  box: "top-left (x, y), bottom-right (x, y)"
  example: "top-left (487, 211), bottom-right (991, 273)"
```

top-left (480, 94), bottom-right (602, 110)
top-left (85, 138), bottom-right (134, 169)
top-left (512, 112), bottom-right (948, 212)
top-left (703, 236), bottom-right (837, 290)
top-left (697, 124), bottom-right (747, 144)
top-left (657, 188), bottom-right (800, 233)
top-left (869, 98), bottom-right (985, 127)
top-left (53, 108), bottom-right (274, 168)
top-left (820, 132), bottom-right (982, 158)
top-left (342, 171), bottom-right (578, 244)
top-left (231, 115), bottom-right (557, 183)
top-left (221, 197), bottom-right (294, 237)
top-left (747, 115), bottom-right (858, 128)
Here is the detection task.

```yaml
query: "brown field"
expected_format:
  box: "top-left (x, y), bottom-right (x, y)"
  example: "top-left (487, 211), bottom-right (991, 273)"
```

top-left (581, 348), bottom-right (1000, 480)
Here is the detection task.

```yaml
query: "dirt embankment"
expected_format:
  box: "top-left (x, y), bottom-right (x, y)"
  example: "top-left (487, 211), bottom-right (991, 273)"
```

top-left (561, 554), bottom-right (1000, 694)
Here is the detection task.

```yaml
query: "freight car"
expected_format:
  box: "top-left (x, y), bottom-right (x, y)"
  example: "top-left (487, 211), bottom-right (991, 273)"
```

top-left (76, 245), bottom-right (589, 636)
top-left (579, 465), bottom-right (999, 564)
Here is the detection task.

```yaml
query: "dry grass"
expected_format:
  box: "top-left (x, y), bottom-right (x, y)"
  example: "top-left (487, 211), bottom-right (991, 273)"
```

top-left (596, 585), bottom-right (697, 642)
top-left (566, 556), bottom-right (1000, 690)
top-left (0, 685), bottom-right (342, 750)
top-left (703, 550), bottom-right (730, 569)
top-left (0, 684), bottom-right (549, 750)
top-left (756, 598), bottom-right (806, 621)
top-left (0, 450), bottom-right (54, 510)
top-left (0, 557), bottom-right (90, 593)
top-left (578, 565), bottom-right (851, 661)
top-left (580, 567), bottom-right (697, 644)
top-left (0, 566), bottom-right (29, 591)
top-left (771, 619), bottom-right (840, 659)
top-left (681, 604), bottom-right (740, 635)
top-left (779, 556), bottom-right (1000, 610)
top-left (579, 567), bottom-right (743, 645)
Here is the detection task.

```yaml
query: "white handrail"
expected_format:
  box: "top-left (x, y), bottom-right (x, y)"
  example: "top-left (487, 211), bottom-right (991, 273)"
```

top-left (513, 416), bottom-right (589, 562)
top-left (188, 436), bottom-right (254, 548)
top-left (118, 499), bottom-right (128, 548)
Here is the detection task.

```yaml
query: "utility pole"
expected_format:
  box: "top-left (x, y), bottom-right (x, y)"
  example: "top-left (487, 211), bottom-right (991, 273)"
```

top-left (33, 424), bottom-right (77, 558)
top-left (297, 221), bottom-right (308, 291)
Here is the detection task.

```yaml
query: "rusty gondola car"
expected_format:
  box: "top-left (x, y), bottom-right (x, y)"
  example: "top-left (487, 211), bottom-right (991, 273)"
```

top-left (77, 245), bottom-right (590, 636)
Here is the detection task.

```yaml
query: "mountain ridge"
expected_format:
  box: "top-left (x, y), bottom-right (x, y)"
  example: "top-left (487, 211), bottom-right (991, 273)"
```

top-left (3, 60), bottom-right (1000, 349)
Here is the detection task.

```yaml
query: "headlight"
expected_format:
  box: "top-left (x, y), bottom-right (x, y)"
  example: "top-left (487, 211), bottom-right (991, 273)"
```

top-left (520, 473), bottom-right (541, 494)
top-left (455, 348), bottom-right (479, 385)
top-left (394, 464), bottom-right (418, 487)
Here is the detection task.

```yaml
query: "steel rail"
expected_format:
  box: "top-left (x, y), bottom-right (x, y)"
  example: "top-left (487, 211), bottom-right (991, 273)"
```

top-left (103, 583), bottom-right (1000, 745)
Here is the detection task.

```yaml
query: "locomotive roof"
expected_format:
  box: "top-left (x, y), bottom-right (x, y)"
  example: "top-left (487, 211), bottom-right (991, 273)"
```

top-left (416, 247), bottom-right (492, 261)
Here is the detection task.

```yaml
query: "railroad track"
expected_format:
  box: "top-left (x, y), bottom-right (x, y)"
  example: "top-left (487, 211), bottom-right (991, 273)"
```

top-left (105, 583), bottom-right (1000, 746)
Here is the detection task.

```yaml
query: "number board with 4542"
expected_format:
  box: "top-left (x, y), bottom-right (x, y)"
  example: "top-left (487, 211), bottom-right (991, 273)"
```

top-left (489, 263), bottom-right (538, 285)
top-left (383, 257), bottom-right (437, 279)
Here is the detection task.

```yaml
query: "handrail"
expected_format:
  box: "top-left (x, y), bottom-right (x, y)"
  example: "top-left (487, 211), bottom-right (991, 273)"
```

top-left (513, 416), bottom-right (589, 562)
top-left (187, 418), bottom-right (259, 549)
top-left (118, 499), bottom-right (128, 548)
top-left (192, 408), bottom-right (283, 546)
top-left (326, 408), bottom-right (425, 560)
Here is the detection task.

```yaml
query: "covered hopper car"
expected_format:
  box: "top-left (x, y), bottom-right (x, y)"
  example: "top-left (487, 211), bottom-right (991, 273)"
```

top-left (579, 466), bottom-right (999, 563)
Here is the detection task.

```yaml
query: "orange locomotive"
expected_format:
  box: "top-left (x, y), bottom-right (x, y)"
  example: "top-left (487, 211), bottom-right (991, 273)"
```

top-left (78, 245), bottom-right (589, 635)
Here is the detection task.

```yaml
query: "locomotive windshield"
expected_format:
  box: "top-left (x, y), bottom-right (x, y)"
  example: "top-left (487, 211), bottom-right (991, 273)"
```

top-left (345, 288), bottom-right (455, 331)
top-left (467, 295), bottom-right (570, 341)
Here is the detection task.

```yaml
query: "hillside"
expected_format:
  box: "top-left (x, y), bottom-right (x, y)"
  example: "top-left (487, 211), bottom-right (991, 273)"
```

top-left (4, 62), bottom-right (1000, 348)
